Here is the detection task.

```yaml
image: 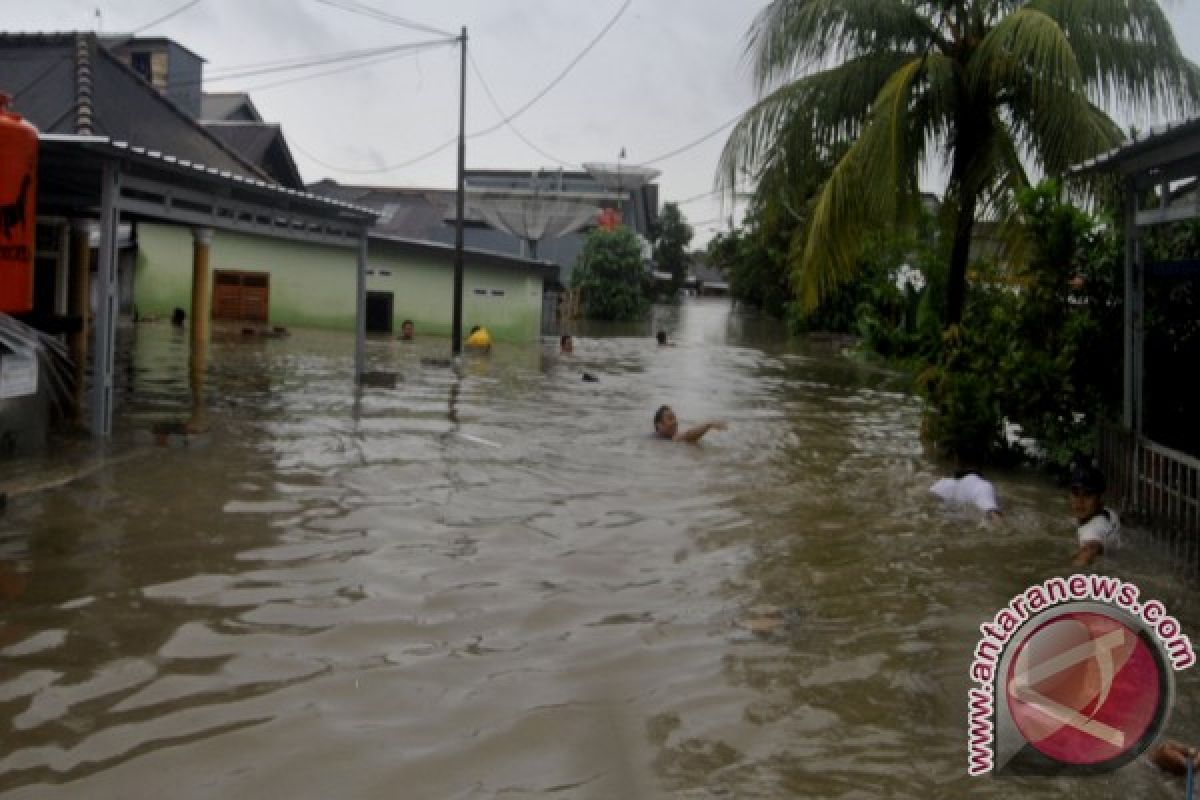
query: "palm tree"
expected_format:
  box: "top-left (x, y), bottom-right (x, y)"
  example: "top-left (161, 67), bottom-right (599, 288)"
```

top-left (720, 0), bottom-right (1200, 325)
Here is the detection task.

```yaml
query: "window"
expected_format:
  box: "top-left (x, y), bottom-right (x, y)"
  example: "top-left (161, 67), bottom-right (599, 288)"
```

top-left (130, 52), bottom-right (152, 81)
top-left (473, 288), bottom-right (487, 295)
top-left (490, 289), bottom-right (505, 296)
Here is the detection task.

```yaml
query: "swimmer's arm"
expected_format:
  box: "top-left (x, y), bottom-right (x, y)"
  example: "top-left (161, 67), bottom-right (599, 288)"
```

top-left (675, 420), bottom-right (727, 443)
top-left (1071, 541), bottom-right (1103, 567)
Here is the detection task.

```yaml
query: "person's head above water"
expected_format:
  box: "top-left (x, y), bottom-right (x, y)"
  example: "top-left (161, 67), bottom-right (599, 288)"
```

top-left (652, 404), bottom-right (728, 443)
top-left (1068, 463), bottom-right (1107, 521)
top-left (653, 405), bottom-right (678, 438)
top-left (400, 319), bottom-right (414, 340)
top-left (560, 334), bottom-right (573, 353)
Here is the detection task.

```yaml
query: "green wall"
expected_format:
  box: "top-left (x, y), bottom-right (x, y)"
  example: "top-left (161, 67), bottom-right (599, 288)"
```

top-left (135, 223), bottom-right (357, 329)
top-left (366, 242), bottom-right (543, 342)
top-left (134, 224), bottom-right (544, 340)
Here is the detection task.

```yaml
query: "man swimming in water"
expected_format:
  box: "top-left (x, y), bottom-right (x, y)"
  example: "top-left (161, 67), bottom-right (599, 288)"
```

top-left (653, 405), bottom-right (727, 443)
top-left (1069, 463), bottom-right (1119, 567)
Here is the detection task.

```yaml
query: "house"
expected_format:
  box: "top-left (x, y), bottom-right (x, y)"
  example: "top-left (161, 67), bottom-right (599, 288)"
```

top-left (1, 32), bottom-right (550, 343)
top-left (311, 167), bottom-right (661, 288)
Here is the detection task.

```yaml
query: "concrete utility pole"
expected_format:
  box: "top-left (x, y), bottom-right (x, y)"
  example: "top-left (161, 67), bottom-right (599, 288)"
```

top-left (452, 26), bottom-right (467, 355)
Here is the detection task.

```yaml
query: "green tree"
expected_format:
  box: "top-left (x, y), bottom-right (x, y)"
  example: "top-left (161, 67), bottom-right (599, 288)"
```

top-left (652, 202), bottom-right (694, 298)
top-left (720, 0), bottom-right (1199, 327)
top-left (571, 226), bottom-right (648, 321)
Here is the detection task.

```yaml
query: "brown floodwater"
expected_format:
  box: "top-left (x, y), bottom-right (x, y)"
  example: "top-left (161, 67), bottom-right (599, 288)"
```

top-left (1, 299), bottom-right (1198, 798)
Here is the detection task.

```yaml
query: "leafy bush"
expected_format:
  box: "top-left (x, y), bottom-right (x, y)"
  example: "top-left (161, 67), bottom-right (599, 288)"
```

top-left (571, 227), bottom-right (648, 321)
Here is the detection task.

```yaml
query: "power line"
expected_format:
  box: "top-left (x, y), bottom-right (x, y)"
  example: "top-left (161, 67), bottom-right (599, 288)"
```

top-left (467, 52), bottom-right (577, 169)
top-left (293, 0), bottom-right (631, 176)
top-left (472, 0), bottom-right (632, 138)
top-left (313, 0), bottom-right (455, 38)
top-left (291, 135), bottom-right (457, 176)
top-left (238, 48), bottom-right (423, 94)
top-left (131, 0), bottom-right (204, 34)
top-left (203, 39), bottom-right (456, 85)
top-left (640, 112), bottom-right (742, 166)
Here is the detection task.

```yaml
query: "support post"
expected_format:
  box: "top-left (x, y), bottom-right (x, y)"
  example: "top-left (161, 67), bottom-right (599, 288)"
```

top-left (68, 219), bottom-right (92, 423)
top-left (188, 227), bottom-right (213, 432)
top-left (91, 163), bottom-right (120, 437)
top-left (1122, 178), bottom-right (1143, 435)
top-left (355, 231), bottom-right (368, 380)
top-left (452, 26), bottom-right (467, 355)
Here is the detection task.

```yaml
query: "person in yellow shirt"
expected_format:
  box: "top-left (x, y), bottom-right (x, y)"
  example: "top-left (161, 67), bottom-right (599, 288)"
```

top-left (464, 325), bottom-right (492, 351)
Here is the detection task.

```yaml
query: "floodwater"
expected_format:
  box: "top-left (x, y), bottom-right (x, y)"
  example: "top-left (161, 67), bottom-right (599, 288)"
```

top-left (1, 298), bottom-right (1198, 799)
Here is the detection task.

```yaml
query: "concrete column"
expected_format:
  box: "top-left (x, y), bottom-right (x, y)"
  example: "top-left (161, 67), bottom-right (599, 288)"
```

top-left (188, 227), bottom-right (213, 432)
top-left (68, 220), bottom-right (92, 422)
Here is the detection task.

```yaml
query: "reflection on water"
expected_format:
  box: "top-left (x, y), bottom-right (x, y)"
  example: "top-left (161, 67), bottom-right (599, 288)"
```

top-left (1, 298), bottom-right (1198, 798)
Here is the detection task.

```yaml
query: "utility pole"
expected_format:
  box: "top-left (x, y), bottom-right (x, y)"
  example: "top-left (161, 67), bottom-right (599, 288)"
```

top-left (451, 26), bottom-right (467, 355)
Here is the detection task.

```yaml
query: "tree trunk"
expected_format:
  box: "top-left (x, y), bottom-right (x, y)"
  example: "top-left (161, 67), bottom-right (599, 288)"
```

top-left (946, 189), bottom-right (977, 326)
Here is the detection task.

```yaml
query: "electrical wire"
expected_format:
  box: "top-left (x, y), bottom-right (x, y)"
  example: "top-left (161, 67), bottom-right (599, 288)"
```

top-left (471, 0), bottom-right (631, 139)
top-left (639, 112), bottom-right (742, 166)
top-left (237, 48), bottom-right (422, 94)
top-left (131, 0), bottom-right (205, 34)
top-left (467, 52), bottom-right (578, 169)
top-left (202, 39), bottom-right (456, 85)
top-left (292, 0), bottom-right (631, 176)
top-left (313, 0), bottom-right (455, 39)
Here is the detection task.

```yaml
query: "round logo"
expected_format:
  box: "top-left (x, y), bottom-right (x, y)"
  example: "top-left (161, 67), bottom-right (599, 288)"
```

top-left (1005, 609), bottom-right (1170, 768)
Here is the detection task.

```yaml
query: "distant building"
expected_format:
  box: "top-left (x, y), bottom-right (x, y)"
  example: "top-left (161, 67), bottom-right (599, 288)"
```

top-left (310, 168), bottom-right (660, 288)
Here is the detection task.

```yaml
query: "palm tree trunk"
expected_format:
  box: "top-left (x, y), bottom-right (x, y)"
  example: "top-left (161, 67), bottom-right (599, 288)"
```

top-left (946, 189), bottom-right (977, 326)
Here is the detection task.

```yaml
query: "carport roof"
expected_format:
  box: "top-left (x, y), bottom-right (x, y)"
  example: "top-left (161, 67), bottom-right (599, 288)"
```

top-left (38, 133), bottom-right (378, 242)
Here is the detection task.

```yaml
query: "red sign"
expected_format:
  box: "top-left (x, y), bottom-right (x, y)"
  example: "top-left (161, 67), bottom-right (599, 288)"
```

top-left (597, 207), bottom-right (621, 231)
top-left (1005, 611), bottom-right (1165, 766)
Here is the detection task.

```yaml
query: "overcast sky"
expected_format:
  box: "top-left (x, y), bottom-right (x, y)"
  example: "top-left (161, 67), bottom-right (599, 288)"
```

top-left (8, 1), bottom-right (1200, 245)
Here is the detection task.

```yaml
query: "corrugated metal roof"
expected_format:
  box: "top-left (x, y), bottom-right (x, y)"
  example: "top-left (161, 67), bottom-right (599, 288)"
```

top-left (40, 133), bottom-right (379, 218)
top-left (1071, 115), bottom-right (1200, 175)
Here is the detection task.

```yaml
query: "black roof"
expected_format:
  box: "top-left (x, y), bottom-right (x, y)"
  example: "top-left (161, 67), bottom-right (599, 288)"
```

top-left (202, 121), bottom-right (303, 189)
top-left (0, 33), bottom-right (269, 183)
top-left (201, 92), bottom-right (262, 122)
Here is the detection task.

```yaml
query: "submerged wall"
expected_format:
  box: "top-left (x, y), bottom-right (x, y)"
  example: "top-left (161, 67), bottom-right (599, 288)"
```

top-left (134, 224), bottom-right (545, 341)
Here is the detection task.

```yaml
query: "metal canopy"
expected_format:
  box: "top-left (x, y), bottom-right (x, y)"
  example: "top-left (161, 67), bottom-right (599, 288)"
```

top-left (1069, 115), bottom-right (1200, 435)
top-left (36, 134), bottom-right (378, 436)
top-left (581, 162), bottom-right (661, 193)
top-left (38, 135), bottom-right (377, 247)
top-left (465, 187), bottom-right (607, 256)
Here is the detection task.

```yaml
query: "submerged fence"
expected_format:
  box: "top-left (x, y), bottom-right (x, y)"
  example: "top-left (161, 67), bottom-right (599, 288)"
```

top-left (1098, 423), bottom-right (1200, 574)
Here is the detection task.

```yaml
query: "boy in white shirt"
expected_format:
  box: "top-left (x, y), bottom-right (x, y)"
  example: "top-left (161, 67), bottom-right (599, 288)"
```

top-left (1069, 464), bottom-right (1120, 567)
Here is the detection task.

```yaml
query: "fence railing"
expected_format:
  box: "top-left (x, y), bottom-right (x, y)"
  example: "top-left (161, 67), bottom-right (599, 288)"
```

top-left (1098, 422), bottom-right (1200, 574)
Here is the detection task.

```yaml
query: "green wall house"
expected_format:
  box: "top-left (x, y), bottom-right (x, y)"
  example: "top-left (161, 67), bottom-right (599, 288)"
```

top-left (365, 235), bottom-right (552, 342)
top-left (134, 224), bottom-right (553, 341)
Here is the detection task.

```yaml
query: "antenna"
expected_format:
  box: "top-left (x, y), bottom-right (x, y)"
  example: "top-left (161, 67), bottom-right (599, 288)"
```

top-left (94, 8), bottom-right (102, 32)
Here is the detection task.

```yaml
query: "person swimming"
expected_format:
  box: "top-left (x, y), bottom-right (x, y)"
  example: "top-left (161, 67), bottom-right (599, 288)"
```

top-left (652, 404), bottom-right (726, 443)
top-left (929, 470), bottom-right (1003, 521)
top-left (1068, 462), bottom-right (1119, 567)
top-left (465, 326), bottom-right (492, 351)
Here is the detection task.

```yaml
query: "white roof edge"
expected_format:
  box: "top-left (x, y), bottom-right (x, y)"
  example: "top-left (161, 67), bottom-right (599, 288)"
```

top-left (37, 134), bottom-right (379, 217)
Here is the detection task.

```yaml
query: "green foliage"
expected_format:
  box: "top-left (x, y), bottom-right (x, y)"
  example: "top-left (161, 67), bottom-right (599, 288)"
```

top-left (651, 203), bottom-right (693, 299)
top-left (570, 226), bottom-right (648, 321)
top-left (719, 0), bottom-right (1199, 326)
top-left (917, 182), bottom-right (1123, 469)
top-left (707, 208), bottom-right (793, 318)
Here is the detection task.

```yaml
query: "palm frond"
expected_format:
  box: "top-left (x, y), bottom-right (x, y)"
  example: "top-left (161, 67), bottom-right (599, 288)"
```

top-left (795, 57), bottom-right (926, 308)
top-left (718, 51), bottom-right (919, 194)
top-left (1028, 0), bottom-right (1200, 116)
top-left (747, 0), bottom-right (942, 92)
